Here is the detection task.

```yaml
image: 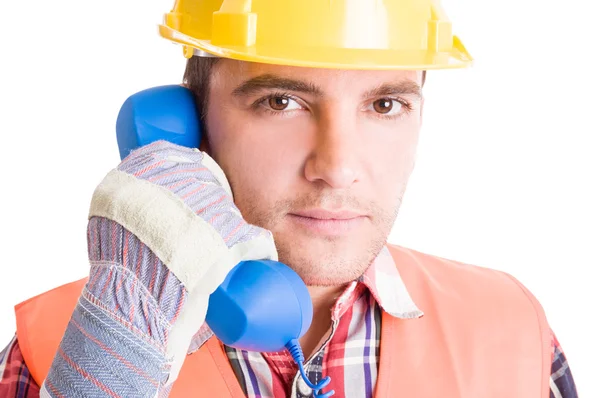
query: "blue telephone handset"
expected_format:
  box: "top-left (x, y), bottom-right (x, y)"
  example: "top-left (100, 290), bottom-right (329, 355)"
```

top-left (116, 85), bottom-right (333, 397)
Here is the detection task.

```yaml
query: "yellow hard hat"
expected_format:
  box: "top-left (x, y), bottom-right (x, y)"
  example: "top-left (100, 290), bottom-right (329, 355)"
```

top-left (159, 0), bottom-right (473, 70)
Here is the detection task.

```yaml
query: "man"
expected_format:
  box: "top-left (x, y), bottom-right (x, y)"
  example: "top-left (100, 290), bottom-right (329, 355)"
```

top-left (0, 0), bottom-right (578, 397)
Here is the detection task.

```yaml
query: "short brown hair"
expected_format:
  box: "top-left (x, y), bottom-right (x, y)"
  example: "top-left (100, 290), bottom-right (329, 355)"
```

top-left (183, 56), bottom-right (220, 122)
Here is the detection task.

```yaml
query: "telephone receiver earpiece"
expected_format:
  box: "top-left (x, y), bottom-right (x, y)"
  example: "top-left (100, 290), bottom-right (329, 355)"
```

top-left (116, 85), bottom-right (201, 161)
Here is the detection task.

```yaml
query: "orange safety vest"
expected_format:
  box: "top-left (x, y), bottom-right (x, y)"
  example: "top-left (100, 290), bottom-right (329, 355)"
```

top-left (14, 245), bottom-right (552, 397)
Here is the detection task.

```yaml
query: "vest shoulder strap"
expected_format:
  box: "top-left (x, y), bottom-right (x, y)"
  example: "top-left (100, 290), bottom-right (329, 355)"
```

top-left (381, 245), bottom-right (551, 397)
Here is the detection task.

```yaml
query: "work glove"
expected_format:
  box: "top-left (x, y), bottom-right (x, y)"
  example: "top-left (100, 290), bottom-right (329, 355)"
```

top-left (41, 140), bottom-right (277, 397)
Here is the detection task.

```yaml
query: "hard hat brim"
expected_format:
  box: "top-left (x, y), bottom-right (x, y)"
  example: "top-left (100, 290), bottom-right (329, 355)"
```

top-left (159, 25), bottom-right (473, 71)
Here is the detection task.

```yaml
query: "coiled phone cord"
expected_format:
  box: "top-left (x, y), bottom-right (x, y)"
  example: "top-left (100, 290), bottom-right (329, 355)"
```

top-left (286, 339), bottom-right (335, 398)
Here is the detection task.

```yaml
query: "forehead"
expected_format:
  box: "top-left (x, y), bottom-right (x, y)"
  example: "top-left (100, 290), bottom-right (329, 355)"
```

top-left (211, 59), bottom-right (423, 95)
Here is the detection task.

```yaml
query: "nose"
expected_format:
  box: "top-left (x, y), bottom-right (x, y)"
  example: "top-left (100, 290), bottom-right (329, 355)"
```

top-left (304, 111), bottom-right (361, 189)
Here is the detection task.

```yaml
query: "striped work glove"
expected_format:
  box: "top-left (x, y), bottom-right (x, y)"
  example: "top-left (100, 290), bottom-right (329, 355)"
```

top-left (41, 140), bottom-right (277, 397)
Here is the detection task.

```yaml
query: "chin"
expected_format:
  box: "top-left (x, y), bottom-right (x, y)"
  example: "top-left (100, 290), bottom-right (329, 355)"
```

top-left (269, 218), bottom-right (390, 284)
top-left (276, 241), bottom-right (376, 286)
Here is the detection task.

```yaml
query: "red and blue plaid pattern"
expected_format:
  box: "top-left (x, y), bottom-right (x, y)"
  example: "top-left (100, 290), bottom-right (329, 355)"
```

top-left (0, 335), bottom-right (40, 398)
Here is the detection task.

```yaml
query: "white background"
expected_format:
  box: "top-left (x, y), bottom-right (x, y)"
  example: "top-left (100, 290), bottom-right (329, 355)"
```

top-left (1, 0), bottom-right (598, 396)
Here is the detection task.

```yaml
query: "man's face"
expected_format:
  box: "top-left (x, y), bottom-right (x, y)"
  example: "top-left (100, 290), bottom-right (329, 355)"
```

top-left (204, 60), bottom-right (424, 286)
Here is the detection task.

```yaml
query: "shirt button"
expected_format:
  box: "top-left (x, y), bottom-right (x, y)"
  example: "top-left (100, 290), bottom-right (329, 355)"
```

top-left (297, 376), bottom-right (313, 397)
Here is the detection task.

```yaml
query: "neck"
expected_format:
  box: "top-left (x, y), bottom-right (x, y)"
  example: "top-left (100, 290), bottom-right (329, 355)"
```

top-left (298, 284), bottom-right (347, 357)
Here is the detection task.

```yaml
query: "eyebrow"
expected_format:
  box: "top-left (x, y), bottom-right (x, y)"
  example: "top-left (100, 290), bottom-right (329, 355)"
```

top-left (364, 81), bottom-right (423, 101)
top-left (232, 74), bottom-right (422, 100)
top-left (232, 74), bottom-right (324, 97)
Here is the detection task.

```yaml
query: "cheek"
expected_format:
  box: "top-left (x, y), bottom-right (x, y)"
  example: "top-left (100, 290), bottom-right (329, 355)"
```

top-left (365, 121), bottom-right (420, 195)
top-left (206, 110), bottom-right (308, 210)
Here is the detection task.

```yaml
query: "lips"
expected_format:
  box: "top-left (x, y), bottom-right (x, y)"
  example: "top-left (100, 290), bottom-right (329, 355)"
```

top-left (290, 209), bottom-right (365, 220)
top-left (287, 208), bottom-right (367, 236)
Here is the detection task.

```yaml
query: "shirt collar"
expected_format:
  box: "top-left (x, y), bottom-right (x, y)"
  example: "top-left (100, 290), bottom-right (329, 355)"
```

top-left (330, 245), bottom-right (424, 321)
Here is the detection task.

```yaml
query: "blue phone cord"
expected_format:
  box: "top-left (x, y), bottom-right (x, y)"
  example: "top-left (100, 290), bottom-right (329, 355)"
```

top-left (286, 339), bottom-right (335, 398)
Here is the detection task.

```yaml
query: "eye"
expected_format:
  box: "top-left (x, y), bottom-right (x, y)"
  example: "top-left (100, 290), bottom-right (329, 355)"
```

top-left (264, 96), bottom-right (303, 111)
top-left (369, 98), bottom-right (405, 115)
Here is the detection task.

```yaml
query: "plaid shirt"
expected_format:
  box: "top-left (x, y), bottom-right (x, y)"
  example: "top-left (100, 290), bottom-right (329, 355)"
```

top-left (0, 247), bottom-right (578, 397)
